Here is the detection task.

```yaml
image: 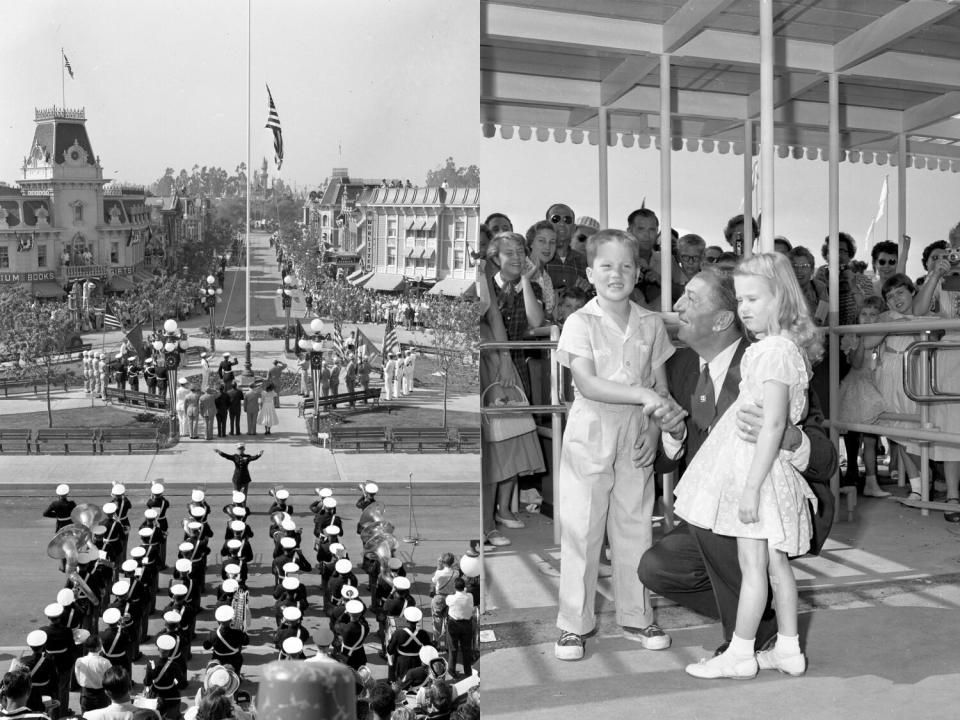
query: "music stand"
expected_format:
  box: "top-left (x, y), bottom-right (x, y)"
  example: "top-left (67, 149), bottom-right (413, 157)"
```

top-left (402, 472), bottom-right (421, 544)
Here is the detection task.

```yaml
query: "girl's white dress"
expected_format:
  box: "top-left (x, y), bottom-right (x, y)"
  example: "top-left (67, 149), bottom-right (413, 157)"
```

top-left (673, 335), bottom-right (816, 557)
top-left (258, 390), bottom-right (279, 427)
top-left (837, 335), bottom-right (886, 425)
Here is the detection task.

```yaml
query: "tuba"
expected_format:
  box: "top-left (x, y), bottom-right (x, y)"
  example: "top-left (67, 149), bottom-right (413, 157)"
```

top-left (357, 500), bottom-right (400, 585)
top-left (231, 588), bottom-right (250, 631)
top-left (71, 503), bottom-right (107, 533)
top-left (47, 524), bottom-right (98, 604)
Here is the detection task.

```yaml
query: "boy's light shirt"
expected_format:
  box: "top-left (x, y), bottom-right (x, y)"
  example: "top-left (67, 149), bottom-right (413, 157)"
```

top-left (661, 338), bottom-right (810, 471)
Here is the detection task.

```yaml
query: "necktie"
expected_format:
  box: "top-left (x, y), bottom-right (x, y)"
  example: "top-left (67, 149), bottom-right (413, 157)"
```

top-left (691, 363), bottom-right (716, 431)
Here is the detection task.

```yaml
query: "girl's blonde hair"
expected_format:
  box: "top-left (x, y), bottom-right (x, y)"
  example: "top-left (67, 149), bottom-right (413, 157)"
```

top-left (735, 252), bottom-right (824, 363)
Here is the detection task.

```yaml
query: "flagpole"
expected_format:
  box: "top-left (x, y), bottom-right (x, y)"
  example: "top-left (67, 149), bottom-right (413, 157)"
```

top-left (885, 173), bottom-right (890, 242)
top-left (61, 48), bottom-right (65, 108)
top-left (243, 0), bottom-right (252, 381)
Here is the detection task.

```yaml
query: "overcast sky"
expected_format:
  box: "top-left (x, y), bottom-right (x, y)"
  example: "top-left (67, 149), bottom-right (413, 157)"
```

top-left (1, 0), bottom-right (478, 191)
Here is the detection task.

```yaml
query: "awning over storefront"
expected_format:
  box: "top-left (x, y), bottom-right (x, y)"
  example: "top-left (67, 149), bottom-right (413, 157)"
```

top-left (346, 268), bottom-right (366, 282)
top-left (349, 270), bottom-right (376, 287)
top-left (31, 281), bottom-right (66, 298)
top-left (428, 276), bottom-right (476, 297)
top-left (133, 268), bottom-right (155, 284)
top-left (362, 273), bottom-right (405, 292)
top-left (106, 274), bottom-right (136, 293)
top-left (406, 219), bottom-right (417, 231)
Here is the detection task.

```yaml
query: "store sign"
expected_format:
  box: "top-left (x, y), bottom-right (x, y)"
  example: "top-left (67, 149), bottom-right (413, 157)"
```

top-left (0, 270), bottom-right (57, 283)
top-left (112, 266), bottom-right (135, 276)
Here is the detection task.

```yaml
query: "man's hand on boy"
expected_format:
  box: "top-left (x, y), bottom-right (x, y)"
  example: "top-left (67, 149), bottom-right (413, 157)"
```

top-left (632, 422), bottom-right (660, 468)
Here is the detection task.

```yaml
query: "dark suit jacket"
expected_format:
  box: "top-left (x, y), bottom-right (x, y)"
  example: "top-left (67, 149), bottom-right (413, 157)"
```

top-left (658, 339), bottom-right (837, 555)
top-left (226, 386), bottom-right (244, 412)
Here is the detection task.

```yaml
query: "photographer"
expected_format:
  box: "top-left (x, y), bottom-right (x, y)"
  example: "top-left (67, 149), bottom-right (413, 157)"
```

top-left (1, 667), bottom-right (50, 720)
top-left (813, 232), bottom-right (873, 326)
top-left (722, 214), bottom-right (760, 258)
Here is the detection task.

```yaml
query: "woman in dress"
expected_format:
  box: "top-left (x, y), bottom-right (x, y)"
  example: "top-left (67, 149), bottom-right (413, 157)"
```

top-left (524, 220), bottom-right (558, 320)
top-left (258, 382), bottom-right (280, 435)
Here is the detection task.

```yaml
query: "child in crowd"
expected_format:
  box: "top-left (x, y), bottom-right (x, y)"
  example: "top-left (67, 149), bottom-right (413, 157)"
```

top-left (838, 295), bottom-right (890, 497)
top-left (674, 252), bottom-right (823, 679)
top-left (554, 287), bottom-right (588, 325)
top-left (554, 229), bottom-right (681, 661)
top-left (431, 552), bottom-right (459, 619)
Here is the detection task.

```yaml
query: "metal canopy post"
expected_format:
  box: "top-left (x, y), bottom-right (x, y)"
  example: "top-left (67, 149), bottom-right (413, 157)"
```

top-left (828, 71), bottom-right (841, 515)
top-left (759, 0), bottom-right (774, 251)
top-left (598, 105), bottom-right (609, 228)
top-left (898, 133), bottom-right (907, 249)
top-left (743, 120), bottom-right (754, 258)
top-left (659, 53), bottom-right (673, 313)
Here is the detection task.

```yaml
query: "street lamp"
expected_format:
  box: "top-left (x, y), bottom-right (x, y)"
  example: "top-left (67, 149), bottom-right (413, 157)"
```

top-left (277, 274), bottom-right (295, 353)
top-left (202, 275), bottom-right (223, 352)
top-left (152, 318), bottom-right (187, 437)
top-left (297, 318), bottom-right (324, 432)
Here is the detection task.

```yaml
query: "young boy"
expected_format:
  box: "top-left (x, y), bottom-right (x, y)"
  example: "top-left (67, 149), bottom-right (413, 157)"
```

top-left (554, 228), bottom-right (682, 661)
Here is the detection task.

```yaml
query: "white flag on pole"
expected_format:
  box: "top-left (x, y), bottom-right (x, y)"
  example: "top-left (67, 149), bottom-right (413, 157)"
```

top-left (863, 175), bottom-right (888, 257)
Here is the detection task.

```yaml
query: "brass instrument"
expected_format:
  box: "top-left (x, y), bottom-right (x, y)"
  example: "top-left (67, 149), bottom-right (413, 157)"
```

top-left (357, 501), bottom-right (401, 586)
top-left (231, 588), bottom-right (250, 631)
top-left (47, 524), bottom-right (98, 604)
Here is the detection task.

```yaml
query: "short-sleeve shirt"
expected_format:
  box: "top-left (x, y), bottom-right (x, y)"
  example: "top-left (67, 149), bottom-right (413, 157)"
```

top-left (556, 298), bottom-right (674, 404)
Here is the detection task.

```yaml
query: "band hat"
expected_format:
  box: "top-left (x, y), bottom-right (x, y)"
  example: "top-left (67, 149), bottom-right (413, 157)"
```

top-left (227, 539), bottom-right (242, 550)
top-left (322, 497), bottom-right (337, 509)
top-left (236, 443), bottom-right (245, 450)
top-left (323, 525), bottom-right (341, 537)
top-left (224, 563), bottom-right (241, 576)
top-left (345, 599), bottom-right (364, 616)
top-left (329, 543), bottom-right (345, 556)
top-left (92, 525), bottom-right (106, 537)
top-left (393, 576), bottom-right (411, 591)
top-left (230, 520), bottom-right (246, 533)
top-left (281, 577), bottom-right (300, 591)
top-left (111, 484), bottom-right (125, 495)
top-left (281, 519), bottom-right (296, 532)
top-left (145, 358), bottom-right (154, 364)
top-left (144, 508), bottom-right (159, 520)
top-left (44, 603), bottom-right (64, 619)
top-left (151, 483), bottom-right (164, 495)
top-left (157, 634), bottom-right (176, 651)
top-left (121, 559), bottom-right (138, 574)
top-left (102, 608), bottom-right (121, 625)
top-left (200, 352), bottom-right (208, 358)
top-left (55, 484), bottom-right (70, 496)
top-left (275, 489), bottom-right (289, 500)
top-left (178, 542), bottom-right (194, 553)
top-left (175, 559), bottom-right (192, 573)
top-left (340, 585), bottom-right (359, 600)
top-left (111, 581), bottom-right (130, 597)
top-left (318, 488), bottom-right (333, 498)
top-left (282, 606), bottom-right (302, 622)
top-left (403, 606), bottom-right (423, 623)
top-left (170, 584), bottom-right (188, 597)
top-left (387, 558), bottom-right (403, 571)
top-left (419, 645), bottom-right (440, 665)
top-left (221, 579), bottom-right (239, 594)
top-left (191, 490), bottom-right (205, 502)
top-left (26, 630), bottom-right (48, 647)
top-left (215, 606), bottom-right (234, 623)
top-left (280, 537), bottom-right (296, 549)
top-left (364, 482), bottom-right (378, 494)
top-left (129, 546), bottom-right (146, 559)
top-left (335, 559), bottom-right (352, 574)
top-left (232, 507), bottom-right (246, 517)
top-left (187, 521), bottom-right (202, 532)
top-left (178, 378), bottom-right (188, 385)
top-left (102, 502), bottom-right (117, 515)
top-left (138, 527), bottom-right (154, 538)
top-left (56, 588), bottom-right (75, 606)
top-left (223, 352), bottom-right (230, 357)
top-left (163, 611), bottom-right (182, 624)
top-left (190, 506), bottom-right (205, 518)
top-left (282, 637), bottom-right (304, 655)
top-left (282, 562), bottom-right (300, 575)
top-left (232, 491), bottom-right (246, 503)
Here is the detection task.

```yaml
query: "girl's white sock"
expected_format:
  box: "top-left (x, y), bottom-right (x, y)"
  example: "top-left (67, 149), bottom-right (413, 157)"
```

top-left (775, 633), bottom-right (801, 656)
top-left (729, 633), bottom-right (755, 658)
top-left (909, 477), bottom-right (922, 495)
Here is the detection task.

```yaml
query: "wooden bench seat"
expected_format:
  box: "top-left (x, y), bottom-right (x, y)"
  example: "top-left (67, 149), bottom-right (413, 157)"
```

top-left (99, 427), bottom-right (162, 454)
top-left (329, 426), bottom-right (390, 453)
top-left (300, 388), bottom-right (383, 414)
top-left (391, 426), bottom-right (452, 453)
top-left (34, 428), bottom-right (99, 454)
top-left (0, 429), bottom-right (32, 454)
top-left (456, 427), bottom-right (480, 453)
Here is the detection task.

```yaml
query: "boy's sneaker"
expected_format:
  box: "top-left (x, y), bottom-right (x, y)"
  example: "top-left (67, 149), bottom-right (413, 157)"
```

top-left (622, 624), bottom-right (671, 650)
top-left (554, 631), bottom-right (584, 661)
top-left (756, 647), bottom-right (807, 676)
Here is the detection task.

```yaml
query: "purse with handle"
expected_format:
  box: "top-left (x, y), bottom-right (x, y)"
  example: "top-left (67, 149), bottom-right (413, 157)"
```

top-left (482, 381), bottom-right (536, 442)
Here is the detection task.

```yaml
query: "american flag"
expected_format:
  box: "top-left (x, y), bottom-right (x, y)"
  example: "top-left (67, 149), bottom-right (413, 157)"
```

top-left (355, 327), bottom-right (380, 360)
top-left (63, 51), bottom-right (74, 79)
top-left (332, 320), bottom-right (346, 361)
top-left (381, 317), bottom-right (400, 360)
top-left (102, 304), bottom-right (123, 330)
top-left (265, 85), bottom-right (283, 171)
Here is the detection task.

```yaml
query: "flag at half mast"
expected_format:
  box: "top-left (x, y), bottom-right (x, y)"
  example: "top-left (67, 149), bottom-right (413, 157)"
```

top-left (265, 85), bottom-right (283, 171)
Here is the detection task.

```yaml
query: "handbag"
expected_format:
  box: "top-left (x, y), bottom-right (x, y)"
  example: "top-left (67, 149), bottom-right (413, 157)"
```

top-left (482, 381), bottom-right (536, 442)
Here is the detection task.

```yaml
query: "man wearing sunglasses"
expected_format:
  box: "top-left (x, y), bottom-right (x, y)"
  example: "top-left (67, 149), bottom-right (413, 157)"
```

top-left (544, 204), bottom-right (589, 293)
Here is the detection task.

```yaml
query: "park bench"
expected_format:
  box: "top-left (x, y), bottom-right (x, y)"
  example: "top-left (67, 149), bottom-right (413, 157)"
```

top-left (34, 428), bottom-right (100, 454)
top-left (0, 378), bottom-right (40, 397)
top-left (103, 387), bottom-right (168, 412)
top-left (329, 426), bottom-right (391, 453)
top-left (0, 429), bottom-right (33, 454)
top-left (98, 426), bottom-right (162, 454)
top-left (300, 388), bottom-right (383, 415)
top-left (391, 426), bottom-right (452, 453)
top-left (455, 427), bottom-right (480, 453)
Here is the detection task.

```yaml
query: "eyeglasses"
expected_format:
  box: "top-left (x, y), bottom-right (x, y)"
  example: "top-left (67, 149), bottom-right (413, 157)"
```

top-left (703, 256), bottom-right (718, 264)
top-left (679, 255), bottom-right (702, 263)
top-left (550, 214), bottom-right (574, 225)
top-left (876, 259), bottom-right (896, 266)
top-left (792, 263), bottom-right (813, 270)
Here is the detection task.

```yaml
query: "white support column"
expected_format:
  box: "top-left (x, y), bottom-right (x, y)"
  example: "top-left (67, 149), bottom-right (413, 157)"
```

top-left (897, 132), bottom-right (907, 247)
top-left (743, 120), bottom-right (754, 258)
top-left (759, 0), bottom-right (774, 251)
top-left (598, 105), bottom-right (609, 228)
top-left (659, 54), bottom-right (673, 313)
top-left (828, 71), bottom-right (841, 517)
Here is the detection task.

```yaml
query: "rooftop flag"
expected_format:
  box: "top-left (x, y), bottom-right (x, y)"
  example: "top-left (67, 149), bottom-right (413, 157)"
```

top-left (265, 85), bottom-right (283, 171)
top-left (63, 51), bottom-right (74, 79)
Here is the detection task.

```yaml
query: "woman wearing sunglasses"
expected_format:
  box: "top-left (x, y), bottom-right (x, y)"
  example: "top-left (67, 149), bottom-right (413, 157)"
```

top-left (870, 239), bottom-right (905, 298)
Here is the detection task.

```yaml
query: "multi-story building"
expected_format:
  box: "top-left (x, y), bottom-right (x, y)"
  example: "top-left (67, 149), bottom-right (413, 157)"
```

top-left (0, 106), bottom-right (165, 299)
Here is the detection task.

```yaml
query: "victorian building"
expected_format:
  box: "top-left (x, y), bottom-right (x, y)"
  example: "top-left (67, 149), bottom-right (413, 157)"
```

top-left (0, 106), bottom-right (165, 299)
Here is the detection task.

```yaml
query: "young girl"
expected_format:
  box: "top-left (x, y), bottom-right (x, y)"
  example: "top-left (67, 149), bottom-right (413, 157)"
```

top-left (838, 296), bottom-right (890, 497)
top-left (673, 252), bottom-right (823, 679)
